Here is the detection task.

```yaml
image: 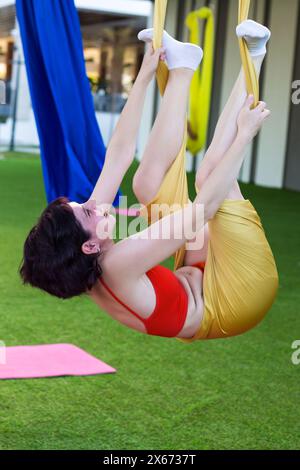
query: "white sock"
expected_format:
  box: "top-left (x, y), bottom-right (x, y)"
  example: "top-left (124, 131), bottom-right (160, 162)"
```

top-left (236, 19), bottom-right (271, 57)
top-left (137, 28), bottom-right (203, 71)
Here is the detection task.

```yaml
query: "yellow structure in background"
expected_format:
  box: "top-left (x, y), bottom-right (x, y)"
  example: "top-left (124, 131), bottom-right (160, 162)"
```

top-left (186, 6), bottom-right (215, 155)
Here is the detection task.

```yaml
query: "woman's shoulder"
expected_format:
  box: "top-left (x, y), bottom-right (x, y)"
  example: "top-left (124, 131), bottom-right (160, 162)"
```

top-left (99, 246), bottom-right (144, 293)
top-left (91, 249), bottom-right (157, 322)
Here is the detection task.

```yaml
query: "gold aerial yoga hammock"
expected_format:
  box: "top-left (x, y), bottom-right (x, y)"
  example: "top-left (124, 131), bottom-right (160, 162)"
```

top-left (186, 6), bottom-right (215, 155)
top-left (140, 0), bottom-right (189, 270)
top-left (238, 0), bottom-right (259, 107)
top-left (144, 0), bottom-right (278, 342)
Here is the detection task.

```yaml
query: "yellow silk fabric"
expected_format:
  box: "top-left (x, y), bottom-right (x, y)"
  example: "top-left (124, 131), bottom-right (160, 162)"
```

top-left (178, 0), bottom-right (279, 343)
top-left (178, 200), bottom-right (279, 342)
top-left (238, 0), bottom-right (259, 107)
top-left (144, 1), bottom-right (278, 342)
top-left (143, 0), bottom-right (189, 270)
top-left (186, 7), bottom-right (215, 155)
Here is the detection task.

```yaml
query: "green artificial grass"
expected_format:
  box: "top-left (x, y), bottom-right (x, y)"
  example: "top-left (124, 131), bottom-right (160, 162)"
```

top-left (0, 151), bottom-right (299, 450)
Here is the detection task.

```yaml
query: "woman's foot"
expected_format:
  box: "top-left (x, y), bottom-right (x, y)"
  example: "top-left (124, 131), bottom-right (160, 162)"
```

top-left (137, 28), bottom-right (203, 71)
top-left (236, 19), bottom-right (271, 58)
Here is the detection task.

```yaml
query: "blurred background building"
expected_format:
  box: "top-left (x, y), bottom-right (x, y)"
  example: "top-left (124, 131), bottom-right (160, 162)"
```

top-left (0, 0), bottom-right (299, 191)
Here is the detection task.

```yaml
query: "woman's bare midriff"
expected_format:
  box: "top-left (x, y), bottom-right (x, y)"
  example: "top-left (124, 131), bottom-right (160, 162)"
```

top-left (174, 266), bottom-right (204, 339)
top-left (88, 266), bottom-right (204, 339)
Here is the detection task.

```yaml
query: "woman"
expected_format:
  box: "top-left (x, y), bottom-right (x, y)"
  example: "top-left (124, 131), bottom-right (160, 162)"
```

top-left (20, 20), bottom-right (278, 341)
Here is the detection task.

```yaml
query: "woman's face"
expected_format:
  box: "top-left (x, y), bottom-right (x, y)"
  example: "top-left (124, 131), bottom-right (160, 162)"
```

top-left (68, 199), bottom-right (115, 255)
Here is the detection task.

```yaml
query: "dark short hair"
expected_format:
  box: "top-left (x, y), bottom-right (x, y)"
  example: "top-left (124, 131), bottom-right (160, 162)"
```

top-left (19, 197), bottom-right (102, 299)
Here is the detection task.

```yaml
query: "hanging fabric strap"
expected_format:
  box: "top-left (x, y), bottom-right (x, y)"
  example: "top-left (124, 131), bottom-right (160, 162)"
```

top-left (186, 7), bottom-right (215, 155)
top-left (238, 0), bottom-right (259, 108)
top-left (142, 0), bottom-right (189, 270)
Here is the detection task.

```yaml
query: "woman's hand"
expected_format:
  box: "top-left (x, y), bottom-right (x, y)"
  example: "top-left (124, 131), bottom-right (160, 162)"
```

top-left (139, 43), bottom-right (166, 84)
top-left (237, 95), bottom-right (271, 144)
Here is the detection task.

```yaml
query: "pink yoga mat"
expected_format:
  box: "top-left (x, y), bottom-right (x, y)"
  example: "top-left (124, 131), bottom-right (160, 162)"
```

top-left (0, 343), bottom-right (116, 379)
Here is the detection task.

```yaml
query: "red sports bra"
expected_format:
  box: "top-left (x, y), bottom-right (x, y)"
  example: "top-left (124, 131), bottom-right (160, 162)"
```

top-left (99, 264), bottom-right (190, 338)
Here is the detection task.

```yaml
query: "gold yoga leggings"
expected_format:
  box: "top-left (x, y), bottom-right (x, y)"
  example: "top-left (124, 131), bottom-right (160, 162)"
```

top-left (178, 199), bottom-right (279, 343)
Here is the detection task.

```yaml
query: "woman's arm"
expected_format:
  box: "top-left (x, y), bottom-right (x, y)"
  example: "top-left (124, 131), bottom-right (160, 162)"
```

top-left (108, 96), bottom-right (270, 276)
top-left (89, 46), bottom-right (165, 206)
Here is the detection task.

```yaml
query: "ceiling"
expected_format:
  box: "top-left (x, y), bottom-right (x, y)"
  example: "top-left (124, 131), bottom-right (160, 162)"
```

top-left (0, 5), bottom-right (15, 38)
top-left (0, 4), bottom-right (147, 46)
top-left (79, 10), bottom-right (147, 46)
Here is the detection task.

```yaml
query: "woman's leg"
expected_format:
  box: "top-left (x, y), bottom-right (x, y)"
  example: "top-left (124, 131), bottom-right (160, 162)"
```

top-left (185, 24), bottom-right (270, 265)
top-left (133, 68), bottom-right (194, 205)
top-left (196, 55), bottom-right (265, 198)
top-left (196, 20), bottom-right (271, 196)
top-left (184, 60), bottom-right (263, 266)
